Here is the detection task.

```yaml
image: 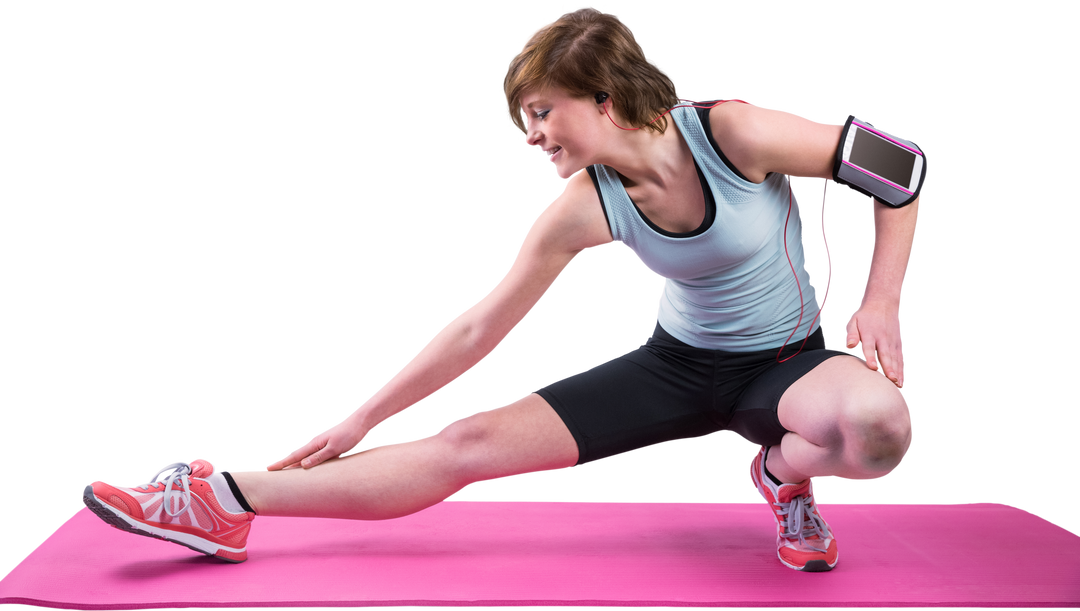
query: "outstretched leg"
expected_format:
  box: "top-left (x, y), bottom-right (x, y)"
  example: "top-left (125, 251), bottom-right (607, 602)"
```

top-left (231, 394), bottom-right (578, 520)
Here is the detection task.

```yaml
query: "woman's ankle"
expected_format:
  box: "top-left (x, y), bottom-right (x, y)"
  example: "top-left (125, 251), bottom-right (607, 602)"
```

top-left (220, 468), bottom-right (260, 518)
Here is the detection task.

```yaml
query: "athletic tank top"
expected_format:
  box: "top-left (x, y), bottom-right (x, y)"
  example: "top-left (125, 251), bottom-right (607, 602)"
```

top-left (586, 103), bottom-right (820, 351)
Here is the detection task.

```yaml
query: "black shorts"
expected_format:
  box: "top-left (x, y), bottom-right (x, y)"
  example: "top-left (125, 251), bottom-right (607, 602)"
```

top-left (536, 323), bottom-right (851, 465)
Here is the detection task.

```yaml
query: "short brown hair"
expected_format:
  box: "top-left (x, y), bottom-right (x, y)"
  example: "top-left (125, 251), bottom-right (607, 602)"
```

top-left (504, 8), bottom-right (678, 134)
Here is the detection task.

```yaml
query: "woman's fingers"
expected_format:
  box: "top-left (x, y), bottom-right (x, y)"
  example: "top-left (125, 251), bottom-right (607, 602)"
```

top-left (846, 309), bottom-right (904, 388)
top-left (267, 422), bottom-right (363, 471)
top-left (267, 439), bottom-right (324, 471)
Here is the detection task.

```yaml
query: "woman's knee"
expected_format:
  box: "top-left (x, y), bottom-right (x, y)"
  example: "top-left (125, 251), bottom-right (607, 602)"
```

top-left (840, 384), bottom-right (912, 475)
top-left (429, 410), bottom-right (496, 485)
top-left (433, 396), bottom-right (579, 485)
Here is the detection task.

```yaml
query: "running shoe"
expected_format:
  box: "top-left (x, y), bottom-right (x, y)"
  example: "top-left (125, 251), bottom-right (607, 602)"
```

top-left (83, 460), bottom-right (254, 563)
top-left (750, 446), bottom-right (838, 571)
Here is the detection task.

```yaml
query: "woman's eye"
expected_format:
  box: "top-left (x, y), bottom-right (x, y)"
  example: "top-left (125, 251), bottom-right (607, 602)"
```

top-left (536, 110), bottom-right (549, 120)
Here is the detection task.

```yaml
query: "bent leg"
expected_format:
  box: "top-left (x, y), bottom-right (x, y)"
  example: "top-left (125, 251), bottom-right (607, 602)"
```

top-left (768, 356), bottom-right (912, 483)
top-left (231, 394), bottom-right (578, 520)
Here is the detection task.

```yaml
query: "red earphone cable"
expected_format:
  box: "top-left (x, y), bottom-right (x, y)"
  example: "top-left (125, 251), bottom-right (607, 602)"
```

top-left (776, 180), bottom-right (831, 363)
top-left (600, 94), bottom-right (760, 131)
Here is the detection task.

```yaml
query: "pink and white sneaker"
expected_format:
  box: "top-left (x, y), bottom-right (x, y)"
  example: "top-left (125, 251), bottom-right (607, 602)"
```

top-left (750, 446), bottom-right (838, 572)
top-left (81, 459), bottom-right (253, 565)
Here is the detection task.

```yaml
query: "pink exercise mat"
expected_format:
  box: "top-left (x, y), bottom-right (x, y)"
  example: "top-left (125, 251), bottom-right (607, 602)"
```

top-left (1, 502), bottom-right (1077, 608)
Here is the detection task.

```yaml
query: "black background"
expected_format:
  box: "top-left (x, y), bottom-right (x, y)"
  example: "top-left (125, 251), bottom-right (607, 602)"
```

top-left (4, 1), bottom-right (1058, 574)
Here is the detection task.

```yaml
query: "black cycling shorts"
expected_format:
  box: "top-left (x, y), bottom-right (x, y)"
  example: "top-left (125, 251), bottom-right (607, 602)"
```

top-left (535, 323), bottom-right (851, 464)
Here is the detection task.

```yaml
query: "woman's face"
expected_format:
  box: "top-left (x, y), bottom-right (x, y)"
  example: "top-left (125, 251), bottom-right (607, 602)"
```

top-left (521, 88), bottom-right (607, 179)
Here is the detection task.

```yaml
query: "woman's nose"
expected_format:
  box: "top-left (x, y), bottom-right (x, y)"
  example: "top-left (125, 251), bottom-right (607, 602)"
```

top-left (522, 130), bottom-right (540, 150)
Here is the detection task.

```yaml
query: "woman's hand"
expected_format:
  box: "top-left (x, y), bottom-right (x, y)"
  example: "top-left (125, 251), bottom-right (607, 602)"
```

top-left (846, 300), bottom-right (904, 388)
top-left (267, 418), bottom-right (369, 471)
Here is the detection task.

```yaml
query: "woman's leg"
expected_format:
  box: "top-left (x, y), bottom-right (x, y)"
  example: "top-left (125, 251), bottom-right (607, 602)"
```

top-left (231, 393), bottom-right (579, 520)
top-left (767, 355), bottom-right (912, 483)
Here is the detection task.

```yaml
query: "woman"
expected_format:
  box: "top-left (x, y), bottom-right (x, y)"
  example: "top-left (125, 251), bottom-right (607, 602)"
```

top-left (84, 8), bottom-right (917, 573)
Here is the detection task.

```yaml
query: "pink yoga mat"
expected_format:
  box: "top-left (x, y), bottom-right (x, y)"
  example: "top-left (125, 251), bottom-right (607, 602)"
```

top-left (1, 502), bottom-right (1077, 608)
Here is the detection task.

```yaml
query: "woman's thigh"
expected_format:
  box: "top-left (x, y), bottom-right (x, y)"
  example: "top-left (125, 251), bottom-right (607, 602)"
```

top-left (440, 393), bottom-right (581, 482)
top-left (724, 343), bottom-right (849, 447)
top-left (535, 337), bottom-right (720, 464)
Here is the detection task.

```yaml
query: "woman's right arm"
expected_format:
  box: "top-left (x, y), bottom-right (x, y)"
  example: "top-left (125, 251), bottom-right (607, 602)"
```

top-left (349, 172), bottom-right (613, 436)
top-left (265, 174), bottom-right (613, 472)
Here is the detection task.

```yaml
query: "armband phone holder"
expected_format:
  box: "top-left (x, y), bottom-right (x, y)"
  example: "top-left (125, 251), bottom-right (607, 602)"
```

top-left (833, 116), bottom-right (925, 208)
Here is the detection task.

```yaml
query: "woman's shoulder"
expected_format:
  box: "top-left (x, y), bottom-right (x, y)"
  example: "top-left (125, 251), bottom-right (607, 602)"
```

top-left (543, 170), bottom-right (613, 251)
top-left (708, 101), bottom-right (844, 181)
top-left (706, 101), bottom-right (769, 183)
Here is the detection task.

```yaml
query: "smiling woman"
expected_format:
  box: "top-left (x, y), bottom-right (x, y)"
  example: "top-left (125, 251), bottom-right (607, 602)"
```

top-left (82, 7), bottom-right (920, 573)
top-left (494, 2), bottom-right (673, 150)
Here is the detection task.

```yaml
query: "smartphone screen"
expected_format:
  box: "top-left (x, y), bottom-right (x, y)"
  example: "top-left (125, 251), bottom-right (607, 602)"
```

top-left (849, 128), bottom-right (917, 189)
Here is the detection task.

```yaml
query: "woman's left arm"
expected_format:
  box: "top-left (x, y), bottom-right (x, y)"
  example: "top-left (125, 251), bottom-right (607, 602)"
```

top-left (846, 196), bottom-right (924, 390)
top-left (713, 103), bottom-right (918, 387)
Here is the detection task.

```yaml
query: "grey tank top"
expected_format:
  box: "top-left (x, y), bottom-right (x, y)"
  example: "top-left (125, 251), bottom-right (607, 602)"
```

top-left (588, 103), bottom-right (820, 351)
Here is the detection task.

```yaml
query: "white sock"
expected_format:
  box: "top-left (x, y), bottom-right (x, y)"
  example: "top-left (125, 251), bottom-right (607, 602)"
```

top-left (205, 472), bottom-right (247, 514)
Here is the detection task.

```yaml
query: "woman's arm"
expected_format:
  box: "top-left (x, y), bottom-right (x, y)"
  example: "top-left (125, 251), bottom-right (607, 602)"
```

top-left (712, 103), bottom-right (918, 387)
top-left (352, 170), bottom-right (613, 433)
top-left (709, 102), bottom-right (840, 183)
top-left (847, 197), bottom-right (917, 387)
top-left (855, 197), bottom-right (915, 310)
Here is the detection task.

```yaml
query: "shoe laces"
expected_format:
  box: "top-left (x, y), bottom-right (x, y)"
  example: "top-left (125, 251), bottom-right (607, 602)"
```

top-left (137, 462), bottom-right (192, 518)
top-left (775, 491), bottom-right (832, 552)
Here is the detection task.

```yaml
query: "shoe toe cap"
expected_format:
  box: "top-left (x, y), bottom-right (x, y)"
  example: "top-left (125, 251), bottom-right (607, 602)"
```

top-left (779, 538), bottom-right (838, 571)
top-left (90, 482), bottom-right (145, 520)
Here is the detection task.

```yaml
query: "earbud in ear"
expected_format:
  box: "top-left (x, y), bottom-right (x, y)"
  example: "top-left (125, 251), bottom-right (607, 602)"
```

top-left (595, 92), bottom-right (609, 105)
